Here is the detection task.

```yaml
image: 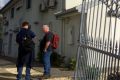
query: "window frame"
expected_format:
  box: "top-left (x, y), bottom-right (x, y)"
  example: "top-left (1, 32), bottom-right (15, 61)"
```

top-left (26, 0), bottom-right (31, 9)
top-left (11, 7), bottom-right (14, 18)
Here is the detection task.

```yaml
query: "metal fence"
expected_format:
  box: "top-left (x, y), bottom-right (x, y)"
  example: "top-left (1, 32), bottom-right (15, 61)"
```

top-left (75, 0), bottom-right (120, 80)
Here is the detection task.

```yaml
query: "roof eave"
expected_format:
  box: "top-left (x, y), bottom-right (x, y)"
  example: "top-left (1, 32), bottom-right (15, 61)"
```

top-left (54, 7), bottom-right (79, 19)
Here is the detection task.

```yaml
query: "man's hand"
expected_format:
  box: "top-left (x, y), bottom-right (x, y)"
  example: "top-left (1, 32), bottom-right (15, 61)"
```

top-left (44, 49), bottom-right (47, 52)
top-left (44, 41), bottom-right (51, 53)
top-left (32, 37), bottom-right (37, 43)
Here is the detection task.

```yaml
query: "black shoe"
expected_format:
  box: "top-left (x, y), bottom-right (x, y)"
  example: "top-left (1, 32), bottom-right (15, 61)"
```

top-left (42, 74), bottom-right (51, 79)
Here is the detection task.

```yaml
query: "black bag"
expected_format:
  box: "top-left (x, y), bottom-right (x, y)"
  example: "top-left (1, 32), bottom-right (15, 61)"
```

top-left (22, 32), bottom-right (34, 53)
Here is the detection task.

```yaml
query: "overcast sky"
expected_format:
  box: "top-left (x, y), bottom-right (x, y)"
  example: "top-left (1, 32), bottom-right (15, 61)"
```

top-left (0, 0), bottom-right (10, 9)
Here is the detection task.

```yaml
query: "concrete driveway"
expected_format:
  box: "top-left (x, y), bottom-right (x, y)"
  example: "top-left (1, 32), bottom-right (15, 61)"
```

top-left (0, 57), bottom-right (74, 80)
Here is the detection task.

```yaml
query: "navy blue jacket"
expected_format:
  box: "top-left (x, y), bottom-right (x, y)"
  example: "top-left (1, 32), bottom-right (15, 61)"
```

top-left (16, 28), bottom-right (36, 67)
top-left (16, 28), bottom-right (36, 46)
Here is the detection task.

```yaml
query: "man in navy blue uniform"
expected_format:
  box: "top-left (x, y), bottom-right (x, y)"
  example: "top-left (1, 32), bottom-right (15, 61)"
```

top-left (16, 21), bottom-right (36, 80)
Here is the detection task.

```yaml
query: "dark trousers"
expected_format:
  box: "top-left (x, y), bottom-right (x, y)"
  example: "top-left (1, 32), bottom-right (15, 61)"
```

top-left (16, 48), bottom-right (34, 80)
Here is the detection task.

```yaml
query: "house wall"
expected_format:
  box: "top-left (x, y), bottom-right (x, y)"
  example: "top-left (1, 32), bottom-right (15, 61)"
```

top-left (1, 0), bottom-right (64, 58)
top-left (1, 0), bottom-right (84, 62)
top-left (62, 14), bottom-right (81, 60)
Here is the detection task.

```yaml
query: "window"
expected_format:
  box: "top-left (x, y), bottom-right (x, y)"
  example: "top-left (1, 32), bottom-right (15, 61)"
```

top-left (40, 1), bottom-right (46, 12)
top-left (40, 0), bottom-right (49, 12)
top-left (48, 0), bottom-right (57, 8)
top-left (26, 0), bottom-right (31, 9)
top-left (11, 8), bottom-right (14, 18)
top-left (16, 1), bottom-right (23, 11)
top-left (16, 6), bottom-right (22, 11)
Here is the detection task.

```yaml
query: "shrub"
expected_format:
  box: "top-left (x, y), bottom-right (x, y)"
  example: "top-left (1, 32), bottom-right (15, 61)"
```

top-left (68, 58), bottom-right (77, 70)
top-left (51, 51), bottom-right (65, 67)
top-left (37, 51), bottom-right (66, 67)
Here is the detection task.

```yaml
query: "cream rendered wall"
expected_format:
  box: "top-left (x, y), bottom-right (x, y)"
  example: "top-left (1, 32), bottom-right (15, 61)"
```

top-left (63, 14), bottom-right (80, 60)
top-left (65, 0), bottom-right (82, 10)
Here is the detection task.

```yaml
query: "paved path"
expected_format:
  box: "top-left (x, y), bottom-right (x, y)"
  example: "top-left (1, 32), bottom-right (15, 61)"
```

top-left (0, 58), bottom-right (74, 80)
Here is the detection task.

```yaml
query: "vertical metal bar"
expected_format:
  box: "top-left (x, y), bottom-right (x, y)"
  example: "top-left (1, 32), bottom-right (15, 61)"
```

top-left (101, 41), bottom-right (106, 79)
top-left (86, 1), bottom-right (98, 80)
top-left (93, 0), bottom-right (101, 77)
top-left (92, 41), bottom-right (97, 80)
top-left (85, 0), bottom-right (91, 80)
top-left (95, 40), bottom-right (101, 80)
top-left (108, 41), bottom-right (112, 76)
top-left (86, 0), bottom-right (90, 40)
top-left (87, 0), bottom-right (93, 36)
top-left (107, 0), bottom-right (114, 77)
top-left (81, 0), bottom-right (89, 79)
top-left (100, 3), bottom-right (108, 80)
top-left (78, 47), bottom-right (84, 79)
top-left (89, 38), bottom-right (93, 80)
top-left (85, 0), bottom-right (94, 79)
top-left (104, 0), bottom-right (112, 78)
top-left (85, 2), bottom-right (91, 80)
top-left (102, 40), bottom-right (107, 80)
top-left (81, 47), bottom-right (87, 80)
top-left (111, 0), bottom-right (119, 74)
top-left (116, 42), bottom-right (120, 78)
top-left (98, 40), bottom-right (103, 80)
top-left (87, 46), bottom-right (90, 80)
top-left (96, 0), bottom-right (105, 79)
top-left (94, 0), bottom-right (100, 39)
top-left (90, 0), bottom-right (96, 38)
top-left (89, 0), bottom-right (99, 80)
top-left (75, 46), bottom-right (81, 79)
top-left (116, 59), bottom-right (120, 80)
top-left (87, 38), bottom-right (93, 80)
top-left (105, 41), bottom-right (109, 80)
top-left (96, 40), bottom-right (100, 80)
top-left (93, 41), bottom-right (98, 80)
top-left (114, 42), bottom-right (118, 73)
top-left (75, 0), bottom-right (84, 78)
top-left (84, 47), bottom-right (89, 80)
top-left (110, 3), bottom-right (117, 76)
top-left (101, 0), bottom-right (110, 79)
top-left (98, 0), bottom-right (104, 39)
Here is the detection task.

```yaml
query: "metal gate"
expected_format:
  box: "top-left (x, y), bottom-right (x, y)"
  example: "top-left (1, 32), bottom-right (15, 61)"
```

top-left (75, 0), bottom-right (120, 80)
